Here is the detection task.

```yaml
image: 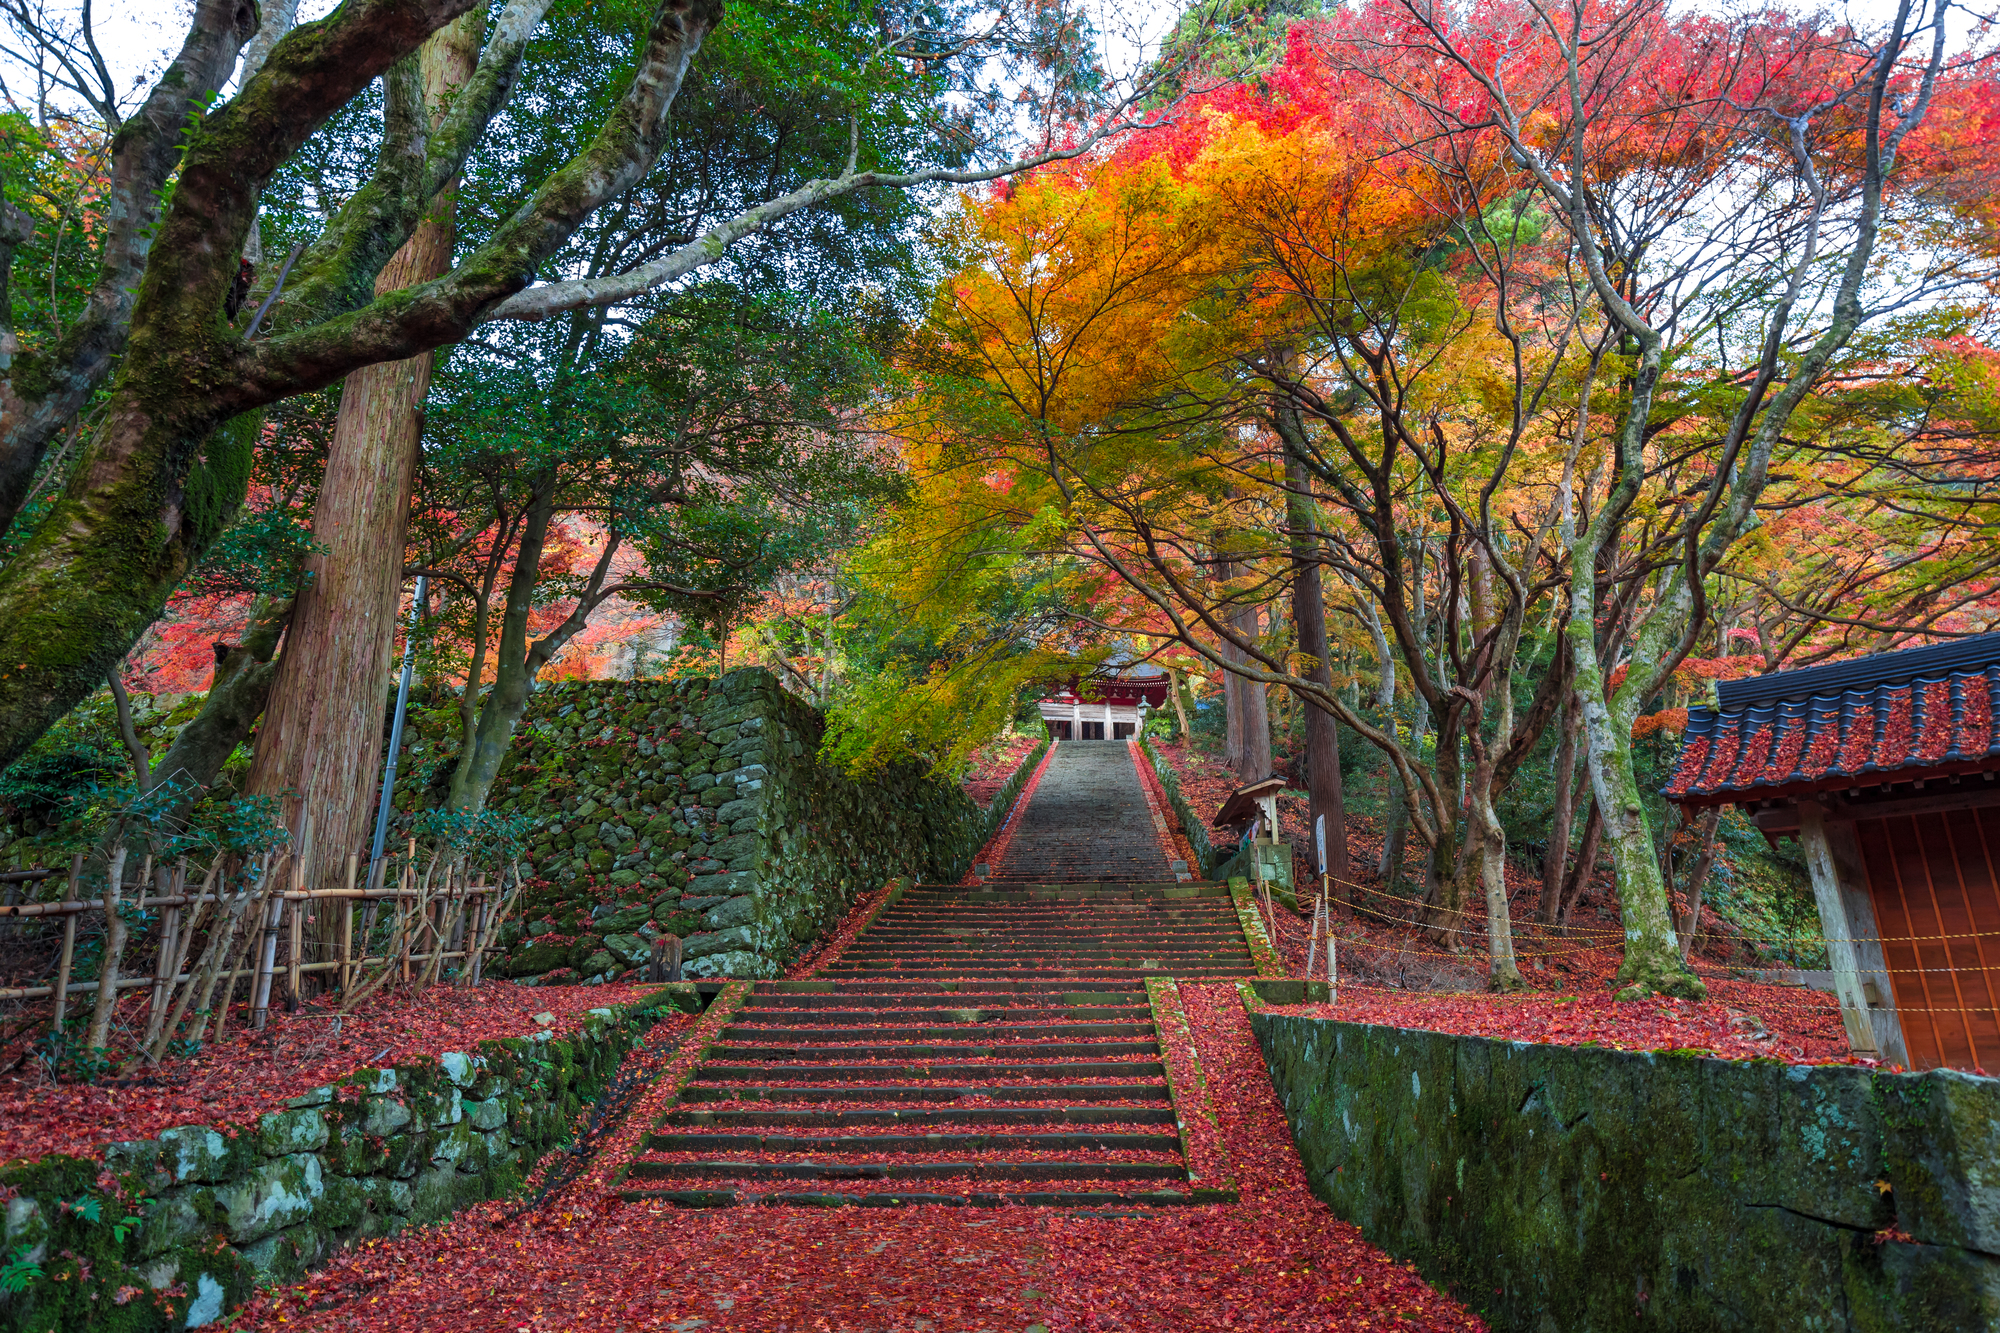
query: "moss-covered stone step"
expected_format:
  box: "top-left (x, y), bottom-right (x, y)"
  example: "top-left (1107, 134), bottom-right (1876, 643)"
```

top-left (863, 921), bottom-right (1246, 934)
top-left (820, 965), bottom-right (1258, 979)
top-left (846, 949), bottom-right (1247, 962)
top-left (723, 1022), bottom-right (1156, 1040)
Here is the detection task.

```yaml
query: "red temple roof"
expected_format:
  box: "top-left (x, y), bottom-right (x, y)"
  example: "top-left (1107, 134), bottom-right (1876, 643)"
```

top-left (1664, 635), bottom-right (2000, 805)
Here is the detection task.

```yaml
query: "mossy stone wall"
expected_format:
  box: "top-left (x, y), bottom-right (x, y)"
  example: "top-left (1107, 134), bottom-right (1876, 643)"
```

top-left (1249, 1007), bottom-right (2000, 1331)
top-left (0, 989), bottom-right (694, 1332)
top-left (434, 668), bottom-right (985, 983)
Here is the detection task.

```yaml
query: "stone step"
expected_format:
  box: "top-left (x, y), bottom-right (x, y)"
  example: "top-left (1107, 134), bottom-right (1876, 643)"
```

top-left (864, 928), bottom-right (1248, 940)
top-left (905, 885), bottom-right (1228, 901)
top-left (625, 1158), bottom-right (1188, 1183)
top-left (693, 1061), bottom-right (1166, 1081)
top-left (648, 1130), bottom-right (1180, 1153)
top-left (840, 944), bottom-right (1248, 956)
top-left (731, 1005), bottom-right (1149, 1023)
top-left (821, 966), bottom-right (1256, 979)
top-left (873, 913), bottom-right (1237, 926)
top-left (756, 976), bottom-right (1152, 984)
top-left (677, 1082), bottom-right (1170, 1104)
top-left (722, 1022), bottom-right (1157, 1041)
top-left (736, 992), bottom-right (1152, 1012)
top-left (710, 1041), bottom-right (1160, 1060)
top-left (663, 1105), bottom-right (1177, 1128)
top-left (621, 1186), bottom-right (1225, 1208)
top-left (871, 911), bottom-right (1239, 922)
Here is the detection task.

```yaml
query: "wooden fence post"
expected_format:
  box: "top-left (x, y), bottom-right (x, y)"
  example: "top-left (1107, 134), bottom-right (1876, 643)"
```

top-left (340, 854), bottom-right (358, 994)
top-left (50, 854), bottom-right (82, 1034)
top-left (148, 862), bottom-right (182, 1027)
top-left (399, 840), bottom-right (415, 986)
top-left (51, 916), bottom-right (77, 1032)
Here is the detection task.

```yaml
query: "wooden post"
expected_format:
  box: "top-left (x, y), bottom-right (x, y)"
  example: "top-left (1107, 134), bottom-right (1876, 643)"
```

top-left (1799, 801), bottom-right (1910, 1066)
top-left (466, 893), bottom-right (486, 987)
top-left (287, 895), bottom-right (303, 1005)
top-left (286, 820), bottom-right (311, 1006)
top-left (1799, 801), bottom-right (1885, 1058)
top-left (149, 863), bottom-right (182, 1025)
top-left (50, 910), bottom-right (78, 1032)
top-left (400, 839), bottom-right (415, 985)
top-left (52, 853), bottom-right (81, 1033)
top-left (650, 933), bottom-right (683, 983)
top-left (339, 854), bottom-right (358, 994)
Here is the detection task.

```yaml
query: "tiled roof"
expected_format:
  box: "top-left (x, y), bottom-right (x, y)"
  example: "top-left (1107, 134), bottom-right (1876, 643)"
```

top-left (1664, 635), bottom-right (2000, 803)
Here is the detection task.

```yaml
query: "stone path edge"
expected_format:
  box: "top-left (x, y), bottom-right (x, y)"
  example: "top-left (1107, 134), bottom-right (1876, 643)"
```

top-left (1147, 976), bottom-right (1238, 1204)
top-left (1139, 735), bottom-right (1220, 876)
top-left (1229, 879), bottom-right (1286, 978)
top-left (0, 986), bottom-right (697, 1331)
top-left (968, 739), bottom-right (1057, 880)
top-left (613, 981), bottom-right (754, 1195)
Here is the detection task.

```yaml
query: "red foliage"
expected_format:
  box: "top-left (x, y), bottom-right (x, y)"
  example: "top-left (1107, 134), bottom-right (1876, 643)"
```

top-left (1292, 983), bottom-right (1856, 1065)
top-left (1154, 739), bottom-right (1860, 1065)
top-left (225, 983), bottom-right (1485, 1332)
top-left (960, 734), bottom-right (1038, 808)
top-left (0, 981), bottom-right (663, 1165)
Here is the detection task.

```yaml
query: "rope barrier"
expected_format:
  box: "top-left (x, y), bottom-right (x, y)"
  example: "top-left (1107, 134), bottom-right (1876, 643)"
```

top-left (1314, 871), bottom-right (2000, 951)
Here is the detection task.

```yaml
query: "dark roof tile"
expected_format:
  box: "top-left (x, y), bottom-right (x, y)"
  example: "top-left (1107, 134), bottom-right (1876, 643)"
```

top-left (1665, 647), bottom-right (2000, 803)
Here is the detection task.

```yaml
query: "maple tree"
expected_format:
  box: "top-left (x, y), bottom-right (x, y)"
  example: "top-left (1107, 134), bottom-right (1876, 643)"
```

top-left (851, 0), bottom-right (2000, 998)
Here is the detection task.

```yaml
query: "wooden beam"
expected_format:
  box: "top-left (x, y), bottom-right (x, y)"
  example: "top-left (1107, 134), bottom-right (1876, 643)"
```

top-left (1798, 800), bottom-right (1909, 1064)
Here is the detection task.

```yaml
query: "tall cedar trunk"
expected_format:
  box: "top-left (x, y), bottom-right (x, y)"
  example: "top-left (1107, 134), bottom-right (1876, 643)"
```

top-left (1222, 604), bottom-right (1271, 782)
top-left (1283, 446), bottom-right (1347, 897)
top-left (1222, 655), bottom-right (1245, 768)
top-left (245, 14), bottom-right (483, 894)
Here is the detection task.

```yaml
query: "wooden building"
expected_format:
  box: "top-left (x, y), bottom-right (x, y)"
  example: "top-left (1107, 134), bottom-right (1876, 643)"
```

top-left (1664, 634), bottom-right (2000, 1071)
top-left (1037, 668), bottom-right (1170, 741)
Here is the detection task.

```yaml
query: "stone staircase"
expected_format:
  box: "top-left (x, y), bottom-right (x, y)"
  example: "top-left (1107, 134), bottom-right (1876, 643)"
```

top-left (621, 880), bottom-right (1255, 1207)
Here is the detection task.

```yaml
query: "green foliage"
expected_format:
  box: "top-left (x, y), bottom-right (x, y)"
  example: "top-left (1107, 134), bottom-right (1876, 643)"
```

top-left (0, 1244), bottom-right (41, 1293)
top-left (0, 697), bottom-right (126, 827)
top-left (183, 502), bottom-right (321, 599)
top-left (406, 806), bottom-right (538, 864)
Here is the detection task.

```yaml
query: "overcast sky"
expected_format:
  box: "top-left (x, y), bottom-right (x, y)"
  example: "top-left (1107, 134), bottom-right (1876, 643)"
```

top-left (38, 0), bottom-right (1979, 129)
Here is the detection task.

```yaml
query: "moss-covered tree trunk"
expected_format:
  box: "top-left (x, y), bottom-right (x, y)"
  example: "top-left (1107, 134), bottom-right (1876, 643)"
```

top-left (247, 13), bottom-right (483, 890)
top-left (0, 0), bottom-right (726, 771)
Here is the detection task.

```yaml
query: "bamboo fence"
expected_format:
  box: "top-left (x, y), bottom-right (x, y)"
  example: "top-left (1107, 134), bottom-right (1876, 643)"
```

top-left (0, 826), bottom-right (524, 1065)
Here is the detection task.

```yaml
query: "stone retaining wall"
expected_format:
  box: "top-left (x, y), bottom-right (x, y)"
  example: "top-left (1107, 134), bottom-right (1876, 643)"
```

top-left (1140, 736), bottom-right (1220, 876)
top-left (1248, 1001), bottom-right (2000, 1331)
top-left (464, 668), bottom-right (988, 982)
top-left (0, 987), bottom-right (696, 1333)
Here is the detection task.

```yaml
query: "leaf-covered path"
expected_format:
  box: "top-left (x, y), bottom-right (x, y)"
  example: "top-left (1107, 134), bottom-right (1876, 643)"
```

top-left (234, 742), bottom-right (1481, 1330)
